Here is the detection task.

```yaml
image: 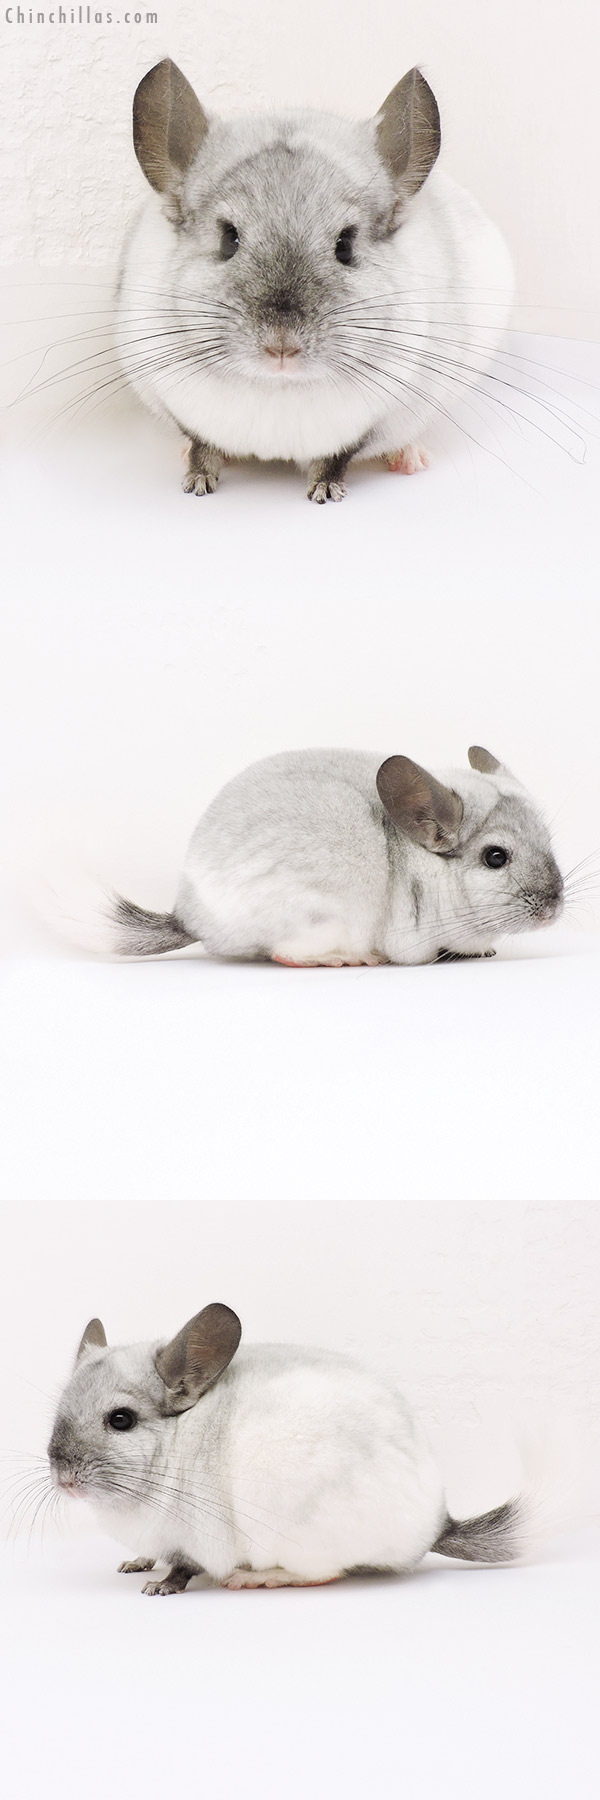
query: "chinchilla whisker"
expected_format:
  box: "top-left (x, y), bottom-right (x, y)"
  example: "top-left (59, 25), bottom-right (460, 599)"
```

top-left (162, 1476), bottom-right (301, 1541)
top-left (28, 1486), bottom-right (58, 1553)
top-left (566, 874), bottom-right (600, 892)
top-left (3, 1476), bottom-right (54, 1541)
top-left (10, 327), bottom-right (229, 405)
top-left (338, 352), bottom-right (527, 480)
top-left (328, 314), bottom-right (597, 441)
top-left (0, 1446), bottom-right (49, 1461)
top-left (360, 326), bottom-right (600, 415)
top-left (103, 1476), bottom-right (275, 1555)
top-left (337, 333), bottom-right (590, 456)
top-left (1, 1478), bottom-right (50, 1530)
top-left (134, 1471), bottom-right (301, 1546)
top-left (15, 345), bottom-right (229, 448)
top-left (338, 322), bottom-right (587, 412)
top-left (345, 355), bottom-right (561, 487)
top-left (563, 849), bottom-right (600, 880)
top-left (0, 1465), bottom-right (50, 1501)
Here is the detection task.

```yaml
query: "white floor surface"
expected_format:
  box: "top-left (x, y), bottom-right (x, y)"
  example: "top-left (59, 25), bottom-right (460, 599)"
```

top-left (1, 935), bottom-right (599, 1201)
top-left (1, 1530), bottom-right (598, 1800)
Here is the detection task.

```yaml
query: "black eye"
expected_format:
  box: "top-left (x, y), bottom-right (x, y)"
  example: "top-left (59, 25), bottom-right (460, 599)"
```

top-left (483, 846), bottom-right (509, 869)
top-left (107, 1408), bottom-right (137, 1431)
top-left (219, 221), bottom-right (239, 260)
top-left (335, 228), bottom-right (356, 266)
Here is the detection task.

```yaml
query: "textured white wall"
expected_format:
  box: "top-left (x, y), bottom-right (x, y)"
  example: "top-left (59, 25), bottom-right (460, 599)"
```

top-left (2, 0), bottom-right (599, 334)
top-left (2, 1201), bottom-right (599, 1517)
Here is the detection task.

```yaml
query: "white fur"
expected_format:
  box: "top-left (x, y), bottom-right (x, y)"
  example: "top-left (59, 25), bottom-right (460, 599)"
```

top-left (50, 1331), bottom-right (569, 1589)
top-left (117, 105), bottom-right (513, 470)
top-left (54, 1340), bottom-right (447, 1581)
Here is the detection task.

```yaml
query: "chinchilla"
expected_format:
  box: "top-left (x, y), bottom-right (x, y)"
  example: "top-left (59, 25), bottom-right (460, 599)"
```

top-left (117, 59), bottom-right (514, 500)
top-left (73, 744), bottom-right (563, 967)
top-left (47, 1306), bottom-right (553, 1594)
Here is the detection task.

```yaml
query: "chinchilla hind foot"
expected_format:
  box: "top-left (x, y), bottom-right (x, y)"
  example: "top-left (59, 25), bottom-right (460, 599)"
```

top-left (222, 1568), bottom-right (343, 1588)
top-left (387, 445), bottom-right (429, 474)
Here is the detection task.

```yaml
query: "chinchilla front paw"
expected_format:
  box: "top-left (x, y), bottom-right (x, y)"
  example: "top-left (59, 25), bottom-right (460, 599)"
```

top-left (142, 1560), bottom-right (198, 1596)
top-left (182, 438), bottom-right (222, 496)
top-left (182, 470), bottom-right (220, 496)
top-left (307, 477), bottom-right (346, 504)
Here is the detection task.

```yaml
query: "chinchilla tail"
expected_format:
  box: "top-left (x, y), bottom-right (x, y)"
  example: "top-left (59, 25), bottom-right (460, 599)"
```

top-left (431, 1498), bottom-right (526, 1564)
top-left (31, 866), bottom-right (198, 958)
top-left (431, 1420), bottom-right (582, 1565)
top-left (107, 893), bottom-right (196, 957)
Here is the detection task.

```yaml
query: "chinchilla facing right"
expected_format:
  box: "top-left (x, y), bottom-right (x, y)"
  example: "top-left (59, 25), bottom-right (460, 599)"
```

top-left (117, 59), bottom-right (513, 499)
top-left (64, 744), bottom-right (564, 967)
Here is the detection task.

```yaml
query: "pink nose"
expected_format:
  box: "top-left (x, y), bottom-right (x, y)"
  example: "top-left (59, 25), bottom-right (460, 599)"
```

top-left (264, 335), bottom-right (302, 361)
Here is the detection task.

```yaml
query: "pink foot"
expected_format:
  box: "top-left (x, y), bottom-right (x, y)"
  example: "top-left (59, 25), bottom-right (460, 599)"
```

top-left (222, 1569), bottom-right (342, 1590)
top-left (272, 955), bottom-right (309, 967)
top-left (272, 954), bottom-right (385, 968)
top-left (387, 445), bottom-right (429, 475)
top-left (272, 955), bottom-right (344, 967)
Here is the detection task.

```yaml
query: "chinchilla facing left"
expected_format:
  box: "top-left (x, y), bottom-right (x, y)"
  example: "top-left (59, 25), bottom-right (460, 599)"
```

top-left (48, 1307), bottom-right (549, 1594)
top-left (117, 59), bottom-right (513, 500)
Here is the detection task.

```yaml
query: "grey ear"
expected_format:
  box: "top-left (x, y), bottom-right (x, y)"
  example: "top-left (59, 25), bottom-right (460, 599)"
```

top-left (468, 745), bottom-right (501, 775)
top-left (133, 59), bottom-right (209, 194)
top-left (76, 1318), bottom-right (107, 1362)
top-left (376, 67), bottom-right (441, 197)
top-left (155, 1304), bottom-right (242, 1412)
top-left (376, 756), bottom-right (463, 852)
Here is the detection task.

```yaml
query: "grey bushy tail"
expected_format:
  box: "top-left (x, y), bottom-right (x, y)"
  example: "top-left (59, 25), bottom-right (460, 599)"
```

top-left (111, 894), bottom-right (196, 956)
top-left (431, 1498), bottom-right (523, 1564)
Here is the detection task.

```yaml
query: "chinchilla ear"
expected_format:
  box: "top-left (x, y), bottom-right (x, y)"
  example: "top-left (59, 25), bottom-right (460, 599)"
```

top-left (375, 68), bottom-right (441, 198)
top-left (155, 1304), bottom-right (242, 1412)
top-left (133, 59), bottom-right (209, 194)
top-left (376, 756), bottom-right (463, 852)
top-left (468, 746), bottom-right (502, 775)
top-left (76, 1318), bottom-right (107, 1363)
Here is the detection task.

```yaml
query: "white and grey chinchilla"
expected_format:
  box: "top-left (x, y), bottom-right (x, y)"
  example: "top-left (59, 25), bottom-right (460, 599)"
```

top-left (48, 1306), bottom-right (551, 1594)
top-left (81, 744), bottom-right (563, 966)
top-left (117, 59), bottom-right (514, 500)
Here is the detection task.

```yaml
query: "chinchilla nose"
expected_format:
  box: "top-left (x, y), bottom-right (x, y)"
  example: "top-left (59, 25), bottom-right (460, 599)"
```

top-left (48, 1419), bottom-right (81, 1480)
top-left (263, 330), bottom-right (302, 361)
top-left (538, 863), bottom-right (564, 919)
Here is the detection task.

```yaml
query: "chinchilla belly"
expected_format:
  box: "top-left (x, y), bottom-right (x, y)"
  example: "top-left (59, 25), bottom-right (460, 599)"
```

top-left (117, 346), bottom-right (385, 464)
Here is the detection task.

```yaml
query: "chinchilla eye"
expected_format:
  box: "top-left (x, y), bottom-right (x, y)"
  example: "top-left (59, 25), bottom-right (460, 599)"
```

top-left (107, 1408), bottom-right (138, 1431)
top-left (335, 228), bottom-right (356, 266)
top-left (219, 221), bottom-right (239, 260)
top-left (483, 846), bottom-right (509, 869)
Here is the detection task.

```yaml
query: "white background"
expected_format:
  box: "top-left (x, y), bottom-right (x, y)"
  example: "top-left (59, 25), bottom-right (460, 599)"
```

top-left (2, 0), bottom-right (600, 336)
top-left (1, 1200), bottom-right (599, 1800)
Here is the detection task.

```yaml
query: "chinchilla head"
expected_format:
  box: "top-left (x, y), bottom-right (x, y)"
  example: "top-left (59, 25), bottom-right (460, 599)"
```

top-left (377, 745), bottom-right (564, 942)
top-left (130, 58), bottom-right (440, 384)
top-left (47, 1306), bottom-right (241, 1511)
